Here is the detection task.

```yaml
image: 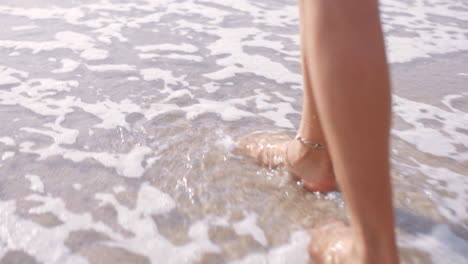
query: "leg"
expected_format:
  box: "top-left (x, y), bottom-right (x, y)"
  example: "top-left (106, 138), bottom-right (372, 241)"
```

top-left (299, 0), bottom-right (398, 263)
top-left (290, 3), bottom-right (337, 191)
top-left (238, 15), bottom-right (336, 191)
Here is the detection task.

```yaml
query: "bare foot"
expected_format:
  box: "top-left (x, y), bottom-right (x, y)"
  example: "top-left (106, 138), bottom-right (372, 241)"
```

top-left (308, 222), bottom-right (356, 263)
top-left (237, 132), bottom-right (337, 192)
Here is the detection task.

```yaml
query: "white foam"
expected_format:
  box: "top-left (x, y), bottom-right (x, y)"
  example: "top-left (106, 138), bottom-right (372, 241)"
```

top-left (161, 89), bottom-right (194, 102)
top-left (251, 90), bottom-right (298, 128)
top-left (144, 103), bottom-right (181, 120)
top-left (230, 231), bottom-right (309, 264)
top-left (198, 0), bottom-right (297, 27)
top-left (0, 0), bottom-right (466, 66)
top-left (0, 31), bottom-right (95, 54)
top-left (86, 64), bottom-right (136, 72)
top-left (0, 181), bottom-right (224, 263)
top-left (1, 152), bottom-right (14, 160)
top-left (202, 82), bottom-right (220, 93)
top-left (0, 66), bottom-right (27, 86)
top-left (215, 134), bottom-right (236, 153)
top-left (0, 137), bottom-right (15, 146)
top-left (52, 59), bottom-right (80, 73)
top-left (10, 107), bottom-right (151, 179)
top-left (393, 94), bottom-right (468, 162)
top-left (381, 0), bottom-right (468, 63)
top-left (139, 68), bottom-right (185, 87)
top-left (272, 92), bottom-right (295, 103)
top-left (112, 185), bottom-right (125, 194)
top-left (258, 102), bottom-right (297, 129)
top-left (0, 199), bottom-right (90, 264)
top-left (414, 161), bottom-right (468, 223)
top-left (196, 0), bottom-right (468, 69)
top-left (0, 0), bottom-right (467, 262)
top-left (139, 53), bottom-right (203, 62)
top-left (0, 6), bottom-right (85, 24)
top-left (203, 27), bottom-right (302, 84)
top-left (399, 224), bottom-right (468, 264)
top-left (94, 23), bottom-right (128, 44)
top-left (80, 48), bottom-right (109, 60)
top-left (21, 122), bottom-right (79, 146)
top-left (72, 183), bottom-right (82, 191)
top-left (135, 43), bottom-right (198, 53)
top-left (183, 98), bottom-right (254, 121)
top-left (19, 141), bottom-right (34, 151)
top-left (233, 211), bottom-right (268, 246)
top-left (29, 145), bottom-right (153, 179)
top-left (114, 146), bottom-right (153, 178)
top-left (95, 182), bottom-right (221, 263)
top-left (0, 69), bottom-right (162, 178)
top-left (11, 25), bottom-right (38, 31)
top-left (127, 76), bottom-right (140, 81)
top-left (24, 174), bottom-right (45, 193)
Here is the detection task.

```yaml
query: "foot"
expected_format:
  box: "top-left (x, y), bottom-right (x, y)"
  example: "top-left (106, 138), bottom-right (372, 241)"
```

top-left (237, 132), bottom-right (337, 192)
top-left (308, 222), bottom-right (356, 263)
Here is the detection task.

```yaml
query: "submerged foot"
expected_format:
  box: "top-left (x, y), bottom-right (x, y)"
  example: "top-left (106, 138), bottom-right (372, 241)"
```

top-left (309, 222), bottom-right (355, 263)
top-left (237, 132), bottom-right (337, 192)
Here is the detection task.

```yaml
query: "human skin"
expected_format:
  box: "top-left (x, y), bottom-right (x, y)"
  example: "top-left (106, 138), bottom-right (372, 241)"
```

top-left (299, 0), bottom-right (398, 262)
top-left (239, 0), bottom-right (399, 262)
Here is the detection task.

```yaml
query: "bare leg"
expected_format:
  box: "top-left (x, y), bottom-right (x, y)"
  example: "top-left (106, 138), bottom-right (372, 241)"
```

top-left (237, 3), bottom-right (337, 192)
top-left (238, 83), bottom-right (336, 191)
top-left (297, 2), bottom-right (326, 146)
top-left (299, 0), bottom-right (398, 263)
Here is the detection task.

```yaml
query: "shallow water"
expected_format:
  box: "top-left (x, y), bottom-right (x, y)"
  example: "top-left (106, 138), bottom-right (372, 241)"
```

top-left (0, 0), bottom-right (467, 263)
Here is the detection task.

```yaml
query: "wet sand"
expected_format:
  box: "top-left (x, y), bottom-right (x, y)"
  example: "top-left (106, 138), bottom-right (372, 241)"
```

top-left (390, 51), bottom-right (468, 263)
top-left (1, 51), bottom-right (467, 264)
top-left (0, 0), bottom-right (467, 263)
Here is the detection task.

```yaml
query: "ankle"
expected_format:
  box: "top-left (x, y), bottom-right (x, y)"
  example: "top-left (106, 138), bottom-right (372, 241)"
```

top-left (351, 234), bottom-right (399, 264)
top-left (286, 139), bottom-right (313, 164)
top-left (297, 123), bottom-right (325, 145)
top-left (286, 139), bottom-right (333, 173)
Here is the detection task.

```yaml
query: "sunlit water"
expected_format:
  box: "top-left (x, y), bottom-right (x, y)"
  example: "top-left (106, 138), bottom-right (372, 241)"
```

top-left (0, 0), bottom-right (467, 263)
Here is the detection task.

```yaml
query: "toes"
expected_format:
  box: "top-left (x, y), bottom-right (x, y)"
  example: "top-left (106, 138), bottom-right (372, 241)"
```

top-left (237, 132), bottom-right (291, 168)
top-left (237, 135), bottom-right (260, 157)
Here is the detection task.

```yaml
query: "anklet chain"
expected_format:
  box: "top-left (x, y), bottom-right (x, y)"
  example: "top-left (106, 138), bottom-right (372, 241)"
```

top-left (295, 135), bottom-right (326, 150)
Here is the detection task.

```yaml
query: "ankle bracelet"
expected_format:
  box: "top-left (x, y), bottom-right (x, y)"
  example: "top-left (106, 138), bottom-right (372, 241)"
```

top-left (295, 135), bottom-right (326, 150)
